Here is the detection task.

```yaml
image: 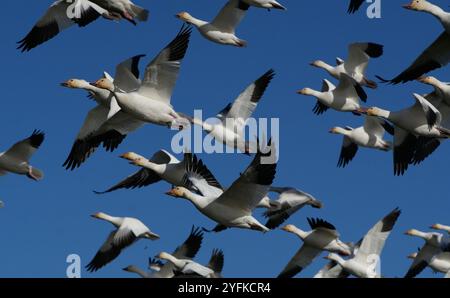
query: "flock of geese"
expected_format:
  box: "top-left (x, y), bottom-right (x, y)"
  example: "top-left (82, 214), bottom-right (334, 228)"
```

top-left (1, 0), bottom-right (450, 278)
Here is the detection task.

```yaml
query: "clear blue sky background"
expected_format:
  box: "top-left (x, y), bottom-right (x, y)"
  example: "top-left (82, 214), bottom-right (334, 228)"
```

top-left (0, 0), bottom-right (448, 278)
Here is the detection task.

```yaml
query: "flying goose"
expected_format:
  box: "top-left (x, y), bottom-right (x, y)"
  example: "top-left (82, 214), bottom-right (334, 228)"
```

top-left (404, 228), bottom-right (450, 278)
top-left (124, 226), bottom-right (204, 278)
top-left (166, 140), bottom-right (277, 233)
top-left (297, 74), bottom-right (368, 115)
top-left (367, 93), bottom-right (450, 175)
top-left (190, 69), bottom-right (275, 154)
top-left (61, 55), bottom-right (145, 170)
top-left (176, 0), bottom-right (249, 47)
top-left (277, 218), bottom-right (352, 278)
top-left (157, 249), bottom-right (224, 278)
top-left (378, 0), bottom-right (450, 84)
top-left (92, 26), bottom-right (192, 129)
top-left (95, 150), bottom-right (220, 194)
top-left (18, 0), bottom-right (148, 52)
top-left (408, 250), bottom-right (450, 278)
top-left (311, 42), bottom-right (384, 89)
top-left (242, 0), bottom-right (286, 10)
top-left (323, 208), bottom-right (401, 278)
top-left (431, 223), bottom-right (450, 235)
top-left (418, 76), bottom-right (450, 106)
top-left (0, 130), bottom-right (45, 181)
top-left (329, 116), bottom-right (394, 168)
top-left (86, 212), bottom-right (160, 272)
top-left (263, 187), bottom-right (323, 230)
top-left (347, 0), bottom-right (365, 14)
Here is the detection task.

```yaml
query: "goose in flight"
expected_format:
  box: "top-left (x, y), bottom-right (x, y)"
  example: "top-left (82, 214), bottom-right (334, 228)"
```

top-left (156, 249), bottom-right (224, 278)
top-left (92, 26), bottom-right (192, 129)
top-left (262, 187), bottom-right (323, 230)
top-left (61, 55), bottom-right (145, 170)
top-left (166, 140), bottom-right (277, 233)
top-left (242, 0), bottom-right (286, 10)
top-left (367, 93), bottom-right (450, 175)
top-left (324, 208), bottom-right (401, 278)
top-left (95, 150), bottom-right (220, 195)
top-left (432, 223), bottom-right (450, 235)
top-left (297, 74), bottom-right (368, 115)
top-left (190, 69), bottom-right (275, 154)
top-left (408, 250), bottom-right (450, 278)
top-left (277, 218), bottom-right (353, 278)
top-left (0, 130), bottom-right (45, 181)
top-left (18, 0), bottom-right (148, 52)
top-left (378, 0), bottom-right (450, 84)
top-left (311, 42), bottom-right (384, 89)
top-left (347, 0), bottom-right (365, 14)
top-left (418, 76), bottom-right (450, 106)
top-left (124, 226), bottom-right (204, 278)
top-left (329, 116), bottom-right (394, 168)
top-left (404, 228), bottom-right (450, 278)
top-left (86, 212), bottom-right (160, 272)
top-left (176, 0), bottom-right (249, 47)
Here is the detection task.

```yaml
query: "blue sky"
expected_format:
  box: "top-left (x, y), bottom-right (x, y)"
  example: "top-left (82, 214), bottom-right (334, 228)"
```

top-left (0, 0), bottom-right (449, 278)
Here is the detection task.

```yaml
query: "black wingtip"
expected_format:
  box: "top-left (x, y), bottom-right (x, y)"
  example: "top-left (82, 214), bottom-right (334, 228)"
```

top-left (365, 43), bottom-right (384, 58)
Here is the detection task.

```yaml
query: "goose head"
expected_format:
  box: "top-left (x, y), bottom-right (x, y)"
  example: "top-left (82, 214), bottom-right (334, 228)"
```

top-left (310, 60), bottom-right (329, 69)
top-left (91, 212), bottom-right (109, 220)
top-left (296, 88), bottom-right (315, 96)
top-left (431, 223), bottom-right (450, 233)
top-left (120, 152), bottom-right (144, 163)
top-left (417, 76), bottom-right (439, 86)
top-left (366, 107), bottom-right (390, 118)
top-left (91, 78), bottom-right (115, 92)
top-left (404, 229), bottom-right (435, 241)
top-left (403, 0), bottom-right (430, 11)
top-left (60, 79), bottom-right (89, 89)
top-left (176, 12), bottom-right (194, 23)
top-left (329, 127), bottom-right (351, 136)
top-left (166, 186), bottom-right (189, 199)
top-left (156, 252), bottom-right (173, 262)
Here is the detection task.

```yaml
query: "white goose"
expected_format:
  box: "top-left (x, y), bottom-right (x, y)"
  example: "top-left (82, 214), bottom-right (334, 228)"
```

top-left (408, 251), bottom-right (450, 278)
top-left (378, 0), bottom-right (450, 83)
top-left (93, 26), bottom-right (192, 129)
top-left (324, 208), bottom-right (401, 278)
top-left (0, 130), bottom-right (45, 181)
top-left (95, 150), bottom-right (221, 194)
top-left (86, 212), bottom-right (160, 272)
top-left (191, 69), bottom-right (275, 154)
top-left (61, 55), bottom-right (145, 170)
top-left (278, 218), bottom-right (352, 278)
top-left (124, 226), bottom-right (204, 278)
top-left (311, 42), bottom-right (384, 89)
top-left (176, 0), bottom-right (249, 47)
top-left (262, 187), bottom-right (323, 229)
top-left (418, 76), bottom-right (450, 106)
top-left (242, 0), bottom-right (286, 10)
top-left (366, 93), bottom-right (450, 175)
top-left (297, 74), bottom-right (367, 115)
top-left (404, 228), bottom-right (450, 278)
top-left (329, 116), bottom-right (394, 168)
top-left (166, 141), bottom-right (277, 233)
top-left (89, 0), bottom-right (149, 24)
top-left (18, 0), bottom-right (148, 52)
top-left (156, 249), bottom-right (224, 278)
top-left (432, 223), bottom-right (450, 235)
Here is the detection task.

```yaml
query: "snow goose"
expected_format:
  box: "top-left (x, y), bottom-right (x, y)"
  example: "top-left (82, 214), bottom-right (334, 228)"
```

top-left (311, 42), bottom-right (384, 89)
top-left (18, 0), bottom-right (148, 52)
top-left (324, 208), bottom-right (401, 278)
top-left (86, 212), bottom-right (160, 272)
top-left (166, 140), bottom-right (277, 233)
top-left (329, 116), bottom-right (394, 168)
top-left (431, 223), bottom-right (450, 235)
top-left (92, 26), bottom-right (192, 129)
top-left (378, 0), bottom-right (450, 83)
top-left (0, 130), bottom-right (45, 181)
top-left (61, 54), bottom-right (145, 170)
top-left (89, 0), bottom-right (149, 25)
top-left (367, 93), bottom-right (450, 175)
top-left (242, 0), bottom-right (286, 10)
top-left (156, 249), bottom-right (224, 278)
top-left (408, 250), bottom-right (450, 278)
top-left (418, 76), bottom-right (450, 106)
top-left (190, 69), bottom-right (275, 154)
top-left (347, 0), bottom-right (365, 14)
top-left (124, 226), bottom-right (204, 278)
top-left (297, 74), bottom-right (368, 115)
top-left (176, 0), bottom-right (249, 47)
top-left (96, 150), bottom-right (220, 194)
top-left (277, 218), bottom-right (352, 278)
top-left (263, 187), bottom-right (323, 229)
top-left (404, 228), bottom-right (450, 278)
